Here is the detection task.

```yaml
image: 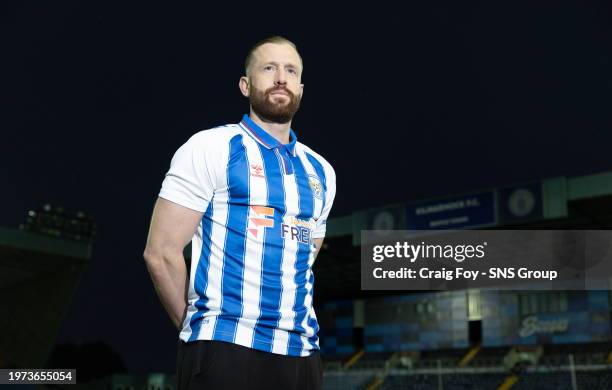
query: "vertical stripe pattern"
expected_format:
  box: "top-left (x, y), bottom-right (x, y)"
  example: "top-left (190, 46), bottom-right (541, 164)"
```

top-left (212, 135), bottom-right (250, 342)
top-left (186, 202), bottom-right (214, 341)
top-left (172, 123), bottom-right (334, 357)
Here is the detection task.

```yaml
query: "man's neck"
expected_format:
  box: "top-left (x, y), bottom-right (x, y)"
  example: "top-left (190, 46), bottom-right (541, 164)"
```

top-left (249, 110), bottom-right (292, 144)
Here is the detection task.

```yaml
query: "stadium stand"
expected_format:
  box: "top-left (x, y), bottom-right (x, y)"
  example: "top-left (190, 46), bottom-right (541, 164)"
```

top-left (318, 171), bottom-right (612, 390)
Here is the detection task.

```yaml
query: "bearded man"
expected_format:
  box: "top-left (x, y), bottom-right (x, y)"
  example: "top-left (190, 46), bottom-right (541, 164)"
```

top-left (143, 36), bottom-right (336, 390)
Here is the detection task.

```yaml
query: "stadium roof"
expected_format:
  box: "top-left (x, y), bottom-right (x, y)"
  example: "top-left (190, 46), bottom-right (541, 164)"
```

top-left (316, 170), bottom-right (612, 301)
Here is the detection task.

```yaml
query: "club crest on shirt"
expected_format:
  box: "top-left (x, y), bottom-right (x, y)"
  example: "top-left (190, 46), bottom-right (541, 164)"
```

top-left (250, 163), bottom-right (264, 178)
top-left (308, 174), bottom-right (323, 200)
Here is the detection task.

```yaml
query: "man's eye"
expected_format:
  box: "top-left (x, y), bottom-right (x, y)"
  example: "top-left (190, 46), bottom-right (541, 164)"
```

top-left (264, 65), bottom-right (274, 71)
top-left (287, 68), bottom-right (297, 75)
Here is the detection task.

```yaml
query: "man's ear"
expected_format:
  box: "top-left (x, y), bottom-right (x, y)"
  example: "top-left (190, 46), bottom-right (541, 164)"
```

top-left (239, 76), bottom-right (250, 97)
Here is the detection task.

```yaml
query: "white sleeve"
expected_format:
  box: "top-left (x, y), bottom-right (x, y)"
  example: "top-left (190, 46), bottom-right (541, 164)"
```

top-left (158, 135), bottom-right (216, 213)
top-left (312, 166), bottom-right (336, 239)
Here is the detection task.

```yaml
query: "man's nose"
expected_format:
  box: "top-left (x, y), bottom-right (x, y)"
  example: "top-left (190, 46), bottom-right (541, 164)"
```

top-left (275, 69), bottom-right (287, 85)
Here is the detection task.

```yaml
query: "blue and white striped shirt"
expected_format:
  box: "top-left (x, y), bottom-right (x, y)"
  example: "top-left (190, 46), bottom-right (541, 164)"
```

top-left (159, 114), bottom-right (336, 356)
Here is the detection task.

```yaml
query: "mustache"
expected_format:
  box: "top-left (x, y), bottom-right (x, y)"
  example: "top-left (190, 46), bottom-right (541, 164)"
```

top-left (265, 86), bottom-right (294, 98)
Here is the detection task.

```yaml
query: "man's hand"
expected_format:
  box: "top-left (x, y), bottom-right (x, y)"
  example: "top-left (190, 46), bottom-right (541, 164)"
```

top-left (143, 197), bottom-right (203, 330)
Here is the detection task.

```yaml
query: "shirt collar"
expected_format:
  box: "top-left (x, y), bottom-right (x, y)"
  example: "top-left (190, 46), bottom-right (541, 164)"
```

top-left (240, 114), bottom-right (297, 156)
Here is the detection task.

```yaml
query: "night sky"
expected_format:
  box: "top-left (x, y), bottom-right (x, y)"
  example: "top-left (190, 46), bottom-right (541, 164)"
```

top-left (3, 2), bottom-right (611, 374)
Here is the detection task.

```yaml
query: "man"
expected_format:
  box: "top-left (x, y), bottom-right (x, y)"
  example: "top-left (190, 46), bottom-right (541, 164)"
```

top-left (143, 36), bottom-right (336, 390)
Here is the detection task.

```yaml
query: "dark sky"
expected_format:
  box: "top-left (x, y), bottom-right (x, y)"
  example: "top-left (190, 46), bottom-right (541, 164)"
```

top-left (3, 2), bottom-right (611, 374)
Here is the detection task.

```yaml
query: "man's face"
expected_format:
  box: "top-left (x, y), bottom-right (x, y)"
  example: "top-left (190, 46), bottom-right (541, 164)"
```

top-left (245, 43), bottom-right (304, 124)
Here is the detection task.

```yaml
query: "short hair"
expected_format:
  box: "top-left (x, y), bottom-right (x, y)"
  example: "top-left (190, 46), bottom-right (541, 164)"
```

top-left (244, 36), bottom-right (303, 76)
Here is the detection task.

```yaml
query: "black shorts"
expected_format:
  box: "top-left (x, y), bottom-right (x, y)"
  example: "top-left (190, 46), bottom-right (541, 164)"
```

top-left (176, 339), bottom-right (324, 390)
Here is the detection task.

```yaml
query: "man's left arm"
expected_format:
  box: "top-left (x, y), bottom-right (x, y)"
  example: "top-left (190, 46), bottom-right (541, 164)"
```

top-left (313, 238), bottom-right (325, 260)
top-left (311, 165), bottom-right (336, 261)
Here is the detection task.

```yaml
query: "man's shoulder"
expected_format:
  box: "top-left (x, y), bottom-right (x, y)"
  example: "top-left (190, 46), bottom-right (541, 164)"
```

top-left (297, 142), bottom-right (335, 177)
top-left (187, 123), bottom-right (243, 146)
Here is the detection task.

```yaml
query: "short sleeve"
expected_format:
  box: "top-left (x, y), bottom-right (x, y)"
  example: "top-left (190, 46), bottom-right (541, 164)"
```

top-left (312, 166), bottom-right (336, 239)
top-left (158, 135), bottom-right (215, 213)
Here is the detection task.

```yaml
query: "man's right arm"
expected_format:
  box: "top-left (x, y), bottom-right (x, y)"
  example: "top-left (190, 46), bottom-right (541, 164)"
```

top-left (143, 197), bottom-right (203, 330)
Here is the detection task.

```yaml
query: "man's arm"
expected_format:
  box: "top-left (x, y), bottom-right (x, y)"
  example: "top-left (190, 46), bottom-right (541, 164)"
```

top-left (313, 237), bottom-right (325, 260)
top-left (143, 197), bottom-right (203, 330)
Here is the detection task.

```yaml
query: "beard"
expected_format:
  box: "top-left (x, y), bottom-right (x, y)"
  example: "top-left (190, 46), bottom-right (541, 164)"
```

top-left (249, 84), bottom-right (302, 124)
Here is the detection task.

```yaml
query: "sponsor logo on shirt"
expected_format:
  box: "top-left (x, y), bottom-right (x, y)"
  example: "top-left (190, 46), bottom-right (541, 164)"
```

top-left (248, 205), bottom-right (274, 238)
top-left (281, 216), bottom-right (315, 245)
